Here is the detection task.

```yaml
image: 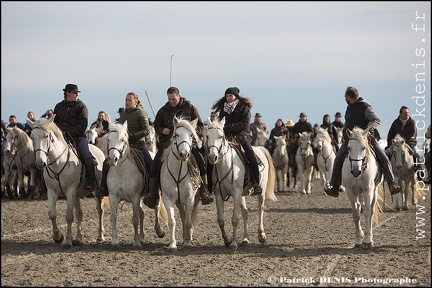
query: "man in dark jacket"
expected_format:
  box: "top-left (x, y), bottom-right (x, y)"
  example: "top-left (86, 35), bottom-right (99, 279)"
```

top-left (53, 84), bottom-right (96, 192)
top-left (324, 86), bottom-right (402, 197)
top-left (143, 87), bottom-right (213, 209)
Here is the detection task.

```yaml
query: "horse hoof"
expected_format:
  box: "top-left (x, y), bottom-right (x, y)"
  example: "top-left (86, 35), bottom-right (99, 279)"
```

top-left (354, 243), bottom-right (363, 248)
top-left (72, 240), bottom-right (83, 246)
top-left (63, 243), bottom-right (73, 249)
top-left (402, 207), bottom-right (408, 211)
top-left (54, 234), bottom-right (64, 243)
top-left (156, 230), bottom-right (165, 238)
top-left (362, 242), bottom-right (373, 249)
top-left (167, 247), bottom-right (177, 252)
top-left (240, 239), bottom-right (250, 246)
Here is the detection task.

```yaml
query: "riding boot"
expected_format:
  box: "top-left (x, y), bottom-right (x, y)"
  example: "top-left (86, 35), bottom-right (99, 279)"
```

top-left (324, 184), bottom-right (339, 197)
top-left (143, 177), bottom-right (159, 209)
top-left (98, 160), bottom-right (109, 198)
top-left (84, 164), bottom-right (96, 192)
top-left (388, 181), bottom-right (402, 196)
top-left (199, 175), bottom-right (214, 205)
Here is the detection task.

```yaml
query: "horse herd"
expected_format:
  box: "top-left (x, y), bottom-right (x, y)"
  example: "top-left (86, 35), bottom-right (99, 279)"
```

top-left (1, 116), bottom-right (427, 251)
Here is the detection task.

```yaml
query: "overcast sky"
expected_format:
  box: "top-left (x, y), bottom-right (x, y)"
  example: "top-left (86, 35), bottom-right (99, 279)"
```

top-left (1, 1), bottom-right (430, 144)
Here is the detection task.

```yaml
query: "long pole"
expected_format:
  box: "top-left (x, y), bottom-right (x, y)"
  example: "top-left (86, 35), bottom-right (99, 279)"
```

top-left (145, 90), bottom-right (156, 118)
top-left (169, 54), bottom-right (174, 86)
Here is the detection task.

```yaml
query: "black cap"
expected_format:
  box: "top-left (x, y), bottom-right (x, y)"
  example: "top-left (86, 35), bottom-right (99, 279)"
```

top-left (299, 112), bottom-right (307, 117)
top-left (335, 112), bottom-right (342, 117)
top-left (63, 84), bottom-right (81, 93)
top-left (224, 87), bottom-right (240, 97)
top-left (255, 113), bottom-right (262, 118)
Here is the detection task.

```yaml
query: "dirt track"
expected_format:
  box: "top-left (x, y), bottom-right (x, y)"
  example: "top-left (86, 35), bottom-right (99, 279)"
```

top-left (1, 180), bottom-right (431, 287)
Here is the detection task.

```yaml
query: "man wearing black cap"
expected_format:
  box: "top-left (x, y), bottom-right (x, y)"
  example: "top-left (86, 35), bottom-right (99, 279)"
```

top-left (250, 112), bottom-right (268, 146)
top-left (53, 84), bottom-right (97, 192)
top-left (289, 112), bottom-right (313, 157)
top-left (332, 112), bottom-right (344, 152)
top-left (324, 86), bottom-right (401, 197)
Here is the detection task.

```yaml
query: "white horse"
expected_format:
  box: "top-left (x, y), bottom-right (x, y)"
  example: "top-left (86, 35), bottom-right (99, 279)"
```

top-left (4, 127), bottom-right (41, 199)
top-left (205, 117), bottom-right (277, 249)
top-left (2, 128), bottom-right (18, 199)
top-left (27, 116), bottom-right (107, 247)
top-left (272, 135), bottom-right (289, 192)
top-left (295, 132), bottom-right (314, 195)
top-left (313, 128), bottom-right (336, 191)
top-left (343, 127), bottom-right (384, 249)
top-left (159, 116), bottom-right (201, 251)
top-left (145, 125), bottom-right (157, 154)
top-left (252, 127), bottom-right (267, 147)
top-left (389, 134), bottom-right (426, 211)
top-left (86, 127), bottom-right (108, 157)
top-left (335, 127), bottom-right (344, 150)
top-left (106, 120), bottom-right (166, 247)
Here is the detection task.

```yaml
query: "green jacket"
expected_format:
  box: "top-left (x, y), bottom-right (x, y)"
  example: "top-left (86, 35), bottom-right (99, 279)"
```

top-left (119, 106), bottom-right (150, 142)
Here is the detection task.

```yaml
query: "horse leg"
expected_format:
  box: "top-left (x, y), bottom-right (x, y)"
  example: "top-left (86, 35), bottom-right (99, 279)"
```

top-left (72, 198), bottom-right (84, 246)
top-left (306, 167), bottom-right (313, 195)
top-left (109, 196), bottom-right (120, 246)
top-left (351, 197), bottom-right (364, 248)
top-left (240, 196), bottom-right (250, 246)
top-left (166, 205), bottom-right (177, 251)
top-left (257, 195), bottom-right (267, 244)
top-left (139, 203), bottom-right (145, 245)
top-left (131, 196), bottom-right (142, 247)
top-left (95, 197), bottom-right (105, 242)
top-left (229, 195), bottom-right (242, 249)
top-left (181, 202), bottom-right (194, 248)
top-left (63, 196), bottom-right (77, 248)
top-left (216, 195), bottom-right (231, 247)
top-left (48, 194), bottom-right (64, 244)
top-left (411, 180), bottom-right (417, 206)
top-left (362, 195), bottom-right (374, 249)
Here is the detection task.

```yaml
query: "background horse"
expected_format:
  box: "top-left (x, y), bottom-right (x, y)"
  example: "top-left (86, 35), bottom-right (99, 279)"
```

top-left (272, 135), bottom-right (288, 192)
top-left (27, 117), bottom-right (106, 247)
top-left (106, 120), bottom-right (166, 247)
top-left (206, 117), bottom-right (276, 249)
top-left (342, 127), bottom-right (384, 249)
top-left (86, 127), bottom-right (108, 157)
top-left (159, 116), bottom-right (201, 251)
top-left (2, 125), bottom-right (19, 199)
top-left (389, 134), bottom-right (427, 211)
top-left (295, 132), bottom-right (314, 195)
top-left (252, 127), bottom-right (267, 147)
top-left (4, 127), bottom-right (41, 199)
top-left (334, 127), bottom-right (344, 150)
top-left (313, 128), bottom-right (336, 192)
top-left (145, 125), bottom-right (157, 154)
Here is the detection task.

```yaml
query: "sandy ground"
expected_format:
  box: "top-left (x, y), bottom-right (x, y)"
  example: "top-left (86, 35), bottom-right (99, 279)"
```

top-left (1, 179), bottom-right (431, 287)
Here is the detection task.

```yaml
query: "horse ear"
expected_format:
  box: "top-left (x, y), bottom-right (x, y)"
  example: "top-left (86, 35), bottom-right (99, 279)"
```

top-left (26, 117), bottom-right (35, 129)
top-left (173, 116), bottom-right (180, 127)
top-left (208, 117), bottom-right (212, 124)
top-left (123, 120), bottom-right (128, 129)
top-left (220, 117), bottom-right (225, 127)
top-left (346, 129), bottom-right (352, 138)
top-left (190, 118), bottom-right (198, 129)
top-left (49, 115), bottom-right (56, 123)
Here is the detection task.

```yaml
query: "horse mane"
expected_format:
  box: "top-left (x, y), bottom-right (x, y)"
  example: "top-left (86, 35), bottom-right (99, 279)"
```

top-left (391, 134), bottom-right (414, 154)
top-left (161, 117), bottom-right (199, 162)
top-left (36, 118), bottom-right (64, 141)
top-left (316, 127), bottom-right (331, 142)
top-left (12, 126), bottom-right (32, 145)
top-left (110, 121), bottom-right (131, 156)
top-left (350, 127), bottom-right (371, 163)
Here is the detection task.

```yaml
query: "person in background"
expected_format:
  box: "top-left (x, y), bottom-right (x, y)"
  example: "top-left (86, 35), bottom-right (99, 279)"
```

top-left (99, 92), bottom-right (154, 198)
top-left (90, 111), bottom-right (109, 138)
top-left (268, 118), bottom-right (288, 155)
top-left (53, 84), bottom-right (96, 192)
top-left (332, 112), bottom-right (344, 152)
top-left (209, 111), bottom-right (218, 123)
top-left (115, 107), bottom-right (124, 122)
top-left (7, 115), bottom-right (25, 130)
top-left (208, 86), bottom-right (263, 196)
top-left (41, 109), bottom-right (54, 119)
top-left (386, 106), bottom-right (423, 181)
top-left (143, 87), bottom-right (214, 209)
top-left (24, 111), bottom-right (36, 136)
top-left (250, 112), bottom-right (268, 146)
top-left (324, 86), bottom-right (402, 197)
top-left (289, 112), bottom-right (313, 157)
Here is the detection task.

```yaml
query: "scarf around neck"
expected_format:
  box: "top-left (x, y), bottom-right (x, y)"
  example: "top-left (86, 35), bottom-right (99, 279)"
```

top-left (224, 99), bottom-right (239, 114)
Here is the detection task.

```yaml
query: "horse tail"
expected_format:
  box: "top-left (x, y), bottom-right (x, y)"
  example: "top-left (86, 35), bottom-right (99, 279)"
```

top-left (157, 199), bottom-right (168, 224)
top-left (413, 177), bottom-right (428, 202)
top-left (372, 182), bottom-right (385, 225)
top-left (259, 147), bottom-right (277, 202)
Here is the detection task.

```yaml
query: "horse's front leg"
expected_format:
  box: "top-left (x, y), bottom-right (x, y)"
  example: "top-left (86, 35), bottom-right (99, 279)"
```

top-left (95, 197), bottom-right (105, 242)
top-left (181, 200), bottom-right (194, 248)
top-left (351, 196), bottom-right (364, 248)
top-left (362, 194), bottom-right (374, 249)
top-left (109, 196), bottom-right (120, 246)
top-left (63, 193), bottom-right (77, 248)
top-left (166, 204), bottom-right (177, 251)
top-left (240, 196), bottom-right (250, 246)
top-left (306, 166), bottom-right (313, 195)
top-left (73, 197), bottom-right (84, 246)
top-left (47, 193), bottom-right (63, 244)
top-left (298, 167), bottom-right (306, 194)
top-left (131, 196), bottom-right (142, 247)
top-left (215, 193), bottom-right (230, 247)
top-left (154, 201), bottom-right (166, 238)
top-left (138, 203), bottom-right (145, 245)
top-left (230, 194), bottom-right (243, 249)
top-left (256, 194), bottom-right (267, 244)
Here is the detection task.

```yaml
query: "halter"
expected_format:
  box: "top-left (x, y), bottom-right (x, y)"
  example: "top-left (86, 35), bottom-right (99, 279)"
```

top-left (347, 137), bottom-right (368, 171)
top-left (315, 136), bottom-right (335, 171)
top-left (107, 129), bottom-right (128, 163)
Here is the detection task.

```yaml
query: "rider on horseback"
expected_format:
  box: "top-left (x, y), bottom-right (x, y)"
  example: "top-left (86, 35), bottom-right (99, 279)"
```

top-left (207, 87), bottom-right (263, 195)
top-left (143, 87), bottom-right (214, 209)
top-left (54, 84), bottom-right (96, 192)
top-left (324, 86), bottom-right (402, 197)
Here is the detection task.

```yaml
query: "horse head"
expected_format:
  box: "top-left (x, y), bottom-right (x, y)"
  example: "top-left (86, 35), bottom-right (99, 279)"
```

top-left (107, 120), bottom-right (129, 166)
top-left (346, 127), bottom-right (370, 177)
top-left (172, 116), bottom-right (198, 162)
top-left (86, 127), bottom-right (98, 145)
top-left (205, 116), bottom-right (226, 165)
top-left (298, 132), bottom-right (313, 159)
